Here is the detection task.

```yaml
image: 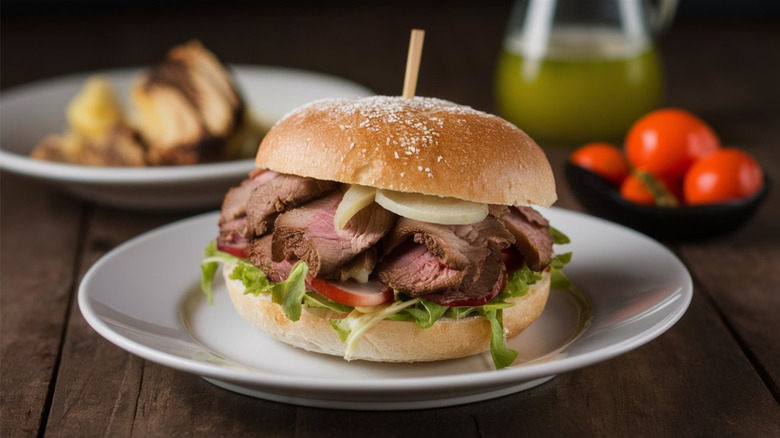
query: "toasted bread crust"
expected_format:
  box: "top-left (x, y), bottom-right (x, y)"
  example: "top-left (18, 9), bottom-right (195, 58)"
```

top-left (256, 96), bottom-right (556, 207)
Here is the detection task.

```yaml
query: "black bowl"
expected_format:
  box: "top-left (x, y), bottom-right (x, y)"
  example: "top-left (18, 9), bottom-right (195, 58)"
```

top-left (564, 161), bottom-right (771, 241)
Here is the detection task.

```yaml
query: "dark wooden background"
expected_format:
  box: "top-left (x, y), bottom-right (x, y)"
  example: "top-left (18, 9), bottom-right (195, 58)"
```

top-left (2, 1), bottom-right (779, 436)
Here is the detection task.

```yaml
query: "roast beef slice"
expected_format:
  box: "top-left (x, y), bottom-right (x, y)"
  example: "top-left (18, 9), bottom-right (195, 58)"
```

top-left (219, 170), bottom-right (279, 233)
top-left (244, 173), bottom-right (337, 237)
top-left (249, 234), bottom-right (294, 283)
top-left (376, 216), bottom-right (514, 298)
top-left (271, 191), bottom-right (396, 278)
top-left (382, 217), bottom-right (514, 269)
top-left (377, 240), bottom-right (465, 296)
top-left (498, 206), bottom-right (552, 271)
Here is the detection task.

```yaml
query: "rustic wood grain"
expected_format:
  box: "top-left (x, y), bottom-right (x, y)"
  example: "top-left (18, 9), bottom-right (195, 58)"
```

top-left (661, 22), bottom-right (780, 399)
top-left (473, 290), bottom-right (780, 437)
top-left (128, 366), bottom-right (296, 438)
top-left (42, 208), bottom-right (189, 437)
top-left (0, 175), bottom-right (84, 438)
top-left (677, 167), bottom-right (780, 396)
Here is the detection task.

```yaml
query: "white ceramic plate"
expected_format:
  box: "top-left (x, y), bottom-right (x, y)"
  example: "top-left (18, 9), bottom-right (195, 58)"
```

top-left (78, 208), bottom-right (692, 410)
top-left (0, 66), bottom-right (372, 209)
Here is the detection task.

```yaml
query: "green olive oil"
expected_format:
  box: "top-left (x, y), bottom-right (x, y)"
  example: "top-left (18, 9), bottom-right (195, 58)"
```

top-left (495, 27), bottom-right (663, 146)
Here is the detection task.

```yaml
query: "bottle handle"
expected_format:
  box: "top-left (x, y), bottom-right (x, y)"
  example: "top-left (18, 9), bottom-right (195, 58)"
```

top-left (654, 0), bottom-right (678, 34)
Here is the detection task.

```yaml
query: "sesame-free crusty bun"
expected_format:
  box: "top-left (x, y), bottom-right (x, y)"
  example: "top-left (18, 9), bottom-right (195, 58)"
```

top-left (224, 264), bottom-right (551, 363)
top-left (256, 96), bottom-right (557, 207)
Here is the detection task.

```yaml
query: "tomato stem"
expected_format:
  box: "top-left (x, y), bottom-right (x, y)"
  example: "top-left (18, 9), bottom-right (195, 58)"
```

top-left (634, 170), bottom-right (679, 207)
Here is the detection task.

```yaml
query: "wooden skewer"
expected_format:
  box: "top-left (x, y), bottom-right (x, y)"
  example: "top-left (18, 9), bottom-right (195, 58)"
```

top-left (402, 29), bottom-right (425, 99)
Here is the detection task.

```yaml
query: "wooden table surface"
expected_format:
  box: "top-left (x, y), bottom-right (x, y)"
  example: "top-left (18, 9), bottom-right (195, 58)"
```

top-left (2, 2), bottom-right (779, 436)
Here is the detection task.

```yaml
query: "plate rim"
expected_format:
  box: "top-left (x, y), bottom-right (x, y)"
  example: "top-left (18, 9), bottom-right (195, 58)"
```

top-left (77, 207), bottom-right (693, 395)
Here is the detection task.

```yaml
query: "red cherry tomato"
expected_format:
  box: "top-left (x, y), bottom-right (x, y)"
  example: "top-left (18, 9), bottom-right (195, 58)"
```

top-left (625, 108), bottom-right (720, 180)
top-left (683, 148), bottom-right (764, 204)
top-left (217, 231), bottom-right (250, 258)
top-left (308, 277), bottom-right (393, 307)
top-left (570, 142), bottom-right (630, 185)
top-left (620, 175), bottom-right (655, 206)
top-left (620, 174), bottom-right (681, 206)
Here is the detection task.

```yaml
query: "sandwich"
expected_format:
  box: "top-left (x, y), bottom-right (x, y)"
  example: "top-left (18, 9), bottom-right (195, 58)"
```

top-left (201, 95), bottom-right (571, 369)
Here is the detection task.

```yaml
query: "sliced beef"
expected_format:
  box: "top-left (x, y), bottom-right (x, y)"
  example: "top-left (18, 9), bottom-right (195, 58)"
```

top-left (219, 216), bottom-right (248, 238)
top-left (249, 235), bottom-right (294, 283)
top-left (381, 217), bottom-right (514, 269)
top-left (376, 240), bottom-right (464, 296)
top-left (457, 249), bottom-right (505, 299)
top-left (488, 204), bottom-right (509, 219)
top-left (424, 251), bottom-right (506, 306)
top-left (245, 173), bottom-right (337, 237)
top-left (218, 170), bottom-right (278, 235)
top-left (496, 206), bottom-right (553, 271)
top-left (376, 217), bottom-right (514, 298)
top-left (271, 190), bottom-right (396, 279)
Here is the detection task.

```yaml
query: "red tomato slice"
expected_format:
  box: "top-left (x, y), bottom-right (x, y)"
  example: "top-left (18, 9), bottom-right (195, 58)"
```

top-left (217, 232), bottom-right (249, 259)
top-left (308, 277), bottom-right (393, 307)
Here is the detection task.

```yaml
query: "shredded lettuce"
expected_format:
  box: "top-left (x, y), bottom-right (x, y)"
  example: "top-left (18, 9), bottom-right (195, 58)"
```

top-left (503, 264), bottom-right (544, 299)
top-left (200, 241), bottom-right (309, 321)
top-left (230, 261), bottom-right (272, 296)
top-left (303, 292), bottom-right (354, 314)
top-left (480, 308), bottom-right (518, 369)
top-left (400, 298), bottom-right (448, 329)
top-left (329, 298), bottom-right (421, 359)
top-left (270, 262), bottom-right (309, 321)
top-left (201, 240), bottom-right (236, 305)
top-left (445, 306), bottom-right (478, 320)
top-left (549, 227), bottom-right (574, 291)
top-left (550, 226), bottom-right (571, 245)
top-left (550, 252), bottom-right (573, 291)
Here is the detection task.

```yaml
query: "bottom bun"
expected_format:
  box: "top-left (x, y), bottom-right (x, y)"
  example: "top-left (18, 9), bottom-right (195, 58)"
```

top-left (224, 264), bottom-right (550, 363)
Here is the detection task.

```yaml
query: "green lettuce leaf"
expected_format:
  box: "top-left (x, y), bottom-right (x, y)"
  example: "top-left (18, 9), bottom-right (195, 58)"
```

top-left (550, 252), bottom-right (573, 291)
top-left (400, 299), bottom-right (448, 329)
top-left (200, 240), bottom-right (249, 305)
top-left (230, 262), bottom-right (272, 296)
top-left (503, 264), bottom-right (544, 298)
top-left (268, 261), bottom-right (308, 321)
top-left (385, 312), bottom-right (413, 322)
top-left (329, 319), bottom-right (351, 343)
top-left (200, 241), bottom-right (221, 305)
top-left (329, 298), bottom-right (421, 359)
top-left (445, 306), bottom-right (478, 320)
top-left (550, 226), bottom-right (571, 245)
top-left (480, 308), bottom-right (518, 369)
top-left (200, 240), bottom-right (309, 321)
top-left (551, 251), bottom-right (572, 268)
top-left (303, 292), bottom-right (354, 314)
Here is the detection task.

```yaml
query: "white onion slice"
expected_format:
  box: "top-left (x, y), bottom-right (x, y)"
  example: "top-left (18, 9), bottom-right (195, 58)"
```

top-left (333, 184), bottom-right (376, 230)
top-left (375, 189), bottom-right (488, 225)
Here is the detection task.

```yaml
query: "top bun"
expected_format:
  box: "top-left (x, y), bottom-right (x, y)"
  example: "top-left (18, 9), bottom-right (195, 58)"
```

top-left (256, 96), bottom-right (557, 207)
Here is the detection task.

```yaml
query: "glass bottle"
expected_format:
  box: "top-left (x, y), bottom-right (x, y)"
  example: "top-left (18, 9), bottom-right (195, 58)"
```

top-left (495, 0), bottom-right (677, 146)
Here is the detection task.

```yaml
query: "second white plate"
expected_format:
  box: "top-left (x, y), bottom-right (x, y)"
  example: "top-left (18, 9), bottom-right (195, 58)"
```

top-left (0, 66), bottom-right (373, 209)
top-left (78, 208), bottom-right (693, 410)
